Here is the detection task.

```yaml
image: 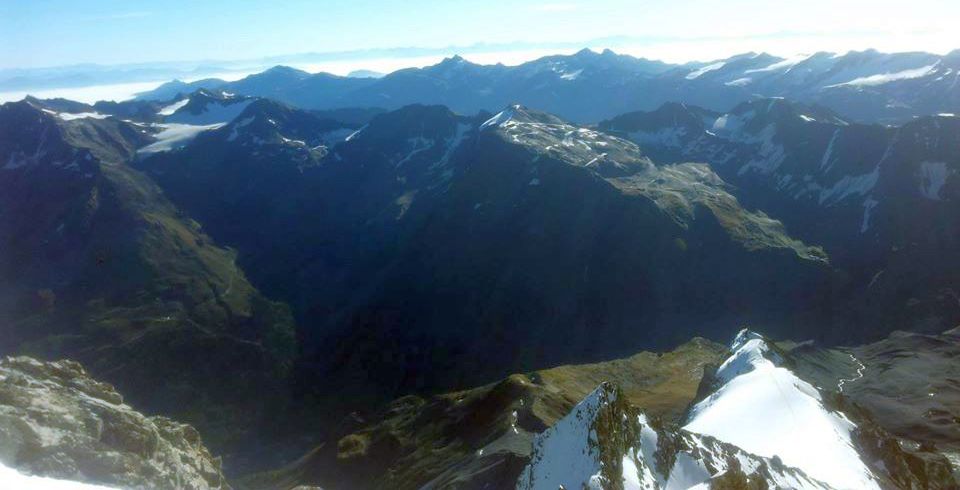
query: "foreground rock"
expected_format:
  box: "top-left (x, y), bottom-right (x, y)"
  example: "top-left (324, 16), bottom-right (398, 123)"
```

top-left (0, 356), bottom-right (229, 489)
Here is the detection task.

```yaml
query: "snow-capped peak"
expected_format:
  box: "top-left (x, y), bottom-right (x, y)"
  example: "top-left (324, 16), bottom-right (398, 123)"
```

top-left (685, 330), bottom-right (881, 490)
top-left (516, 329), bottom-right (891, 489)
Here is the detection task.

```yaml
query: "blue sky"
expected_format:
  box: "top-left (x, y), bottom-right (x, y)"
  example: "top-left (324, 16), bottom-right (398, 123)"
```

top-left (1, 0), bottom-right (958, 69)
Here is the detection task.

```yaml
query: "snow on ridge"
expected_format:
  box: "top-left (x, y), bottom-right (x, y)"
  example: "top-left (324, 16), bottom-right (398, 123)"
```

top-left (165, 99), bottom-right (253, 125)
top-left (685, 61), bottom-right (726, 80)
top-left (157, 98), bottom-right (189, 116)
top-left (826, 63), bottom-right (939, 88)
top-left (481, 105), bottom-right (520, 130)
top-left (744, 54), bottom-right (812, 74)
top-left (685, 329), bottom-right (881, 490)
top-left (517, 368), bottom-right (835, 490)
top-left (39, 108), bottom-right (110, 121)
top-left (516, 383), bottom-right (616, 490)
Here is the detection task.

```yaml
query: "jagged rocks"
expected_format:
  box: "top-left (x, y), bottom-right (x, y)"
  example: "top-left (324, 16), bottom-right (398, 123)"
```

top-left (0, 356), bottom-right (229, 489)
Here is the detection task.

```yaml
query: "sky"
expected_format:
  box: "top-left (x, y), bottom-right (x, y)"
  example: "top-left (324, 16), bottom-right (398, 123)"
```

top-left (2, 0), bottom-right (958, 71)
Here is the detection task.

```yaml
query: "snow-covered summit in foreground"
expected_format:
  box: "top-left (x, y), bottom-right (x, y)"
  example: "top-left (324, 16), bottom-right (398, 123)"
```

top-left (685, 330), bottom-right (881, 489)
top-left (516, 330), bottom-right (889, 490)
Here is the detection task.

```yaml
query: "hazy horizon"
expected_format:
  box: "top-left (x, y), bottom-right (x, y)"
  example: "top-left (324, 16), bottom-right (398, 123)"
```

top-left (3, 0), bottom-right (958, 70)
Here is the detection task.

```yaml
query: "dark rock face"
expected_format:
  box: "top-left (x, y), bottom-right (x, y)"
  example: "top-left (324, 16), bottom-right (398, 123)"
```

top-left (0, 100), bottom-right (297, 468)
top-left (603, 100), bottom-right (960, 341)
top-left (0, 356), bottom-right (228, 489)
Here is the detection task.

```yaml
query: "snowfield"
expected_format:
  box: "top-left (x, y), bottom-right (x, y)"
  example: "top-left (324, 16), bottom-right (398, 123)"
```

top-left (137, 123), bottom-right (226, 155)
top-left (826, 63), bottom-right (939, 88)
top-left (516, 329), bottom-right (884, 489)
top-left (685, 330), bottom-right (880, 490)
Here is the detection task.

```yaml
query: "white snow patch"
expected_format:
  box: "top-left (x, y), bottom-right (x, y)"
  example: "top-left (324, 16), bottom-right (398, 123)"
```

top-left (157, 98), bottom-right (189, 116)
top-left (819, 130), bottom-right (840, 171)
top-left (744, 54), bottom-right (811, 74)
top-left (345, 125), bottom-right (367, 142)
top-left (137, 123), bottom-right (225, 155)
top-left (0, 461), bottom-right (119, 489)
top-left (799, 114), bottom-right (817, 122)
top-left (560, 69), bottom-right (583, 81)
top-left (56, 112), bottom-right (110, 121)
top-left (724, 77), bottom-right (752, 87)
top-left (685, 62), bottom-right (725, 80)
top-left (481, 106), bottom-right (519, 130)
top-left (165, 99), bottom-right (253, 125)
top-left (826, 63), bottom-right (939, 88)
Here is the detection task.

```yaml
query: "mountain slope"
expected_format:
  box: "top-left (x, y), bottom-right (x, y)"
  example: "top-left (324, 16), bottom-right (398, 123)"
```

top-left (237, 338), bottom-right (726, 490)
top-left (135, 101), bottom-right (831, 417)
top-left (601, 100), bottom-right (960, 339)
top-left (785, 327), bottom-right (960, 470)
top-left (0, 100), bottom-right (297, 467)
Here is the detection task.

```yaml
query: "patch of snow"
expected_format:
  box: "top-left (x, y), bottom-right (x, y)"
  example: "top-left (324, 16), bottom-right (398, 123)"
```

top-left (559, 69), bottom-right (583, 81)
top-left (819, 129), bottom-right (840, 170)
top-left (799, 114), bottom-right (816, 122)
top-left (724, 77), bottom-right (752, 87)
top-left (744, 54), bottom-right (812, 74)
top-left (919, 161), bottom-right (951, 200)
top-left (166, 99), bottom-right (253, 125)
top-left (57, 112), bottom-right (110, 121)
top-left (432, 123), bottom-right (472, 169)
top-left (0, 461), bottom-right (119, 489)
top-left (481, 106), bottom-right (519, 130)
top-left (685, 62), bottom-right (726, 80)
top-left (826, 63), bottom-right (939, 88)
top-left (528, 177), bottom-right (540, 186)
top-left (157, 98), bottom-right (189, 116)
top-left (137, 123), bottom-right (225, 155)
top-left (685, 330), bottom-right (881, 490)
top-left (818, 166), bottom-right (880, 205)
top-left (345, 125), bottom-right (367, 142)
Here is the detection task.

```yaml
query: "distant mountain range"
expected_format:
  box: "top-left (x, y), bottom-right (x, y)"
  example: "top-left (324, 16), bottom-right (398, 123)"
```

top-left (136, 48), bottom-right (960, 124)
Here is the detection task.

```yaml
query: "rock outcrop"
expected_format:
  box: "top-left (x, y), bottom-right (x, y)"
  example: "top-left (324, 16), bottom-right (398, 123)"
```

top-left (0, 356), bottom-right (229, 489)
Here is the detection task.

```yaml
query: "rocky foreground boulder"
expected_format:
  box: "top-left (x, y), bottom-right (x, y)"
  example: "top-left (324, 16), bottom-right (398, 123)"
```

top-left (0, 356), bottom-right (229, 489)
